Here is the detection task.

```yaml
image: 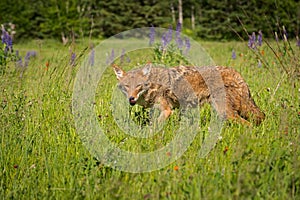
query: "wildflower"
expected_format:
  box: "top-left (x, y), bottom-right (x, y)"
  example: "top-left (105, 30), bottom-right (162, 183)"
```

top-left (166, 25), bottom-right (173, 43)
top-left (120, 48), bottom-right (125, 64)
top-left (173, 165), bottom-right (179, 171)
top-left (184, 37), bottom-right (190, 54)
top-left (257, 30), bottom-right (263, 46)
top-left (166, 152), bottom-right (171, 157)
top-left (1, 25), bottom-right (13, 53)
top-left (175, 22), bottom-right (183, 49)
top-left (106, 49), bottom-right (115, 65)
top-left (70, 52), bottom-right (76, 66)
top-left (231, 49), bottom-right (236, 59)
top-left (176, 22), bottom-right (181, 36)
top-left (110, 49), bottom-right (115, 63)
top-left (45, 61), bottom-right (49, 70)
top-left (161, 25), bottom-right (173, 49)
top-left (161, 33), bottom-right (168, 49)
top-left (223, 146), bottom-right (229, 154)
top-left (29, 51), bottom-right (37, 57)
top-left (149, 25), bottom-right (155, 46)
top-left (248, 32), bottom-right (256, 49)
top-left (24, 51), bottom-right (37, 67)
top-left (176, 36), bottom-right (183, 50)
top-left (89, 44), bottom-right (95, 66)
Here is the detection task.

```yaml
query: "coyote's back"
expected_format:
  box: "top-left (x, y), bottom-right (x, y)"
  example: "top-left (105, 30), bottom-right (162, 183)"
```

top-left (113, 64), bottom-right (265, 125)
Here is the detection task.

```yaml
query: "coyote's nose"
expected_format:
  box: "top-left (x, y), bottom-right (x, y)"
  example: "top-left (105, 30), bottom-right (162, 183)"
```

top-left (129, 96), bottom-right (136, 106)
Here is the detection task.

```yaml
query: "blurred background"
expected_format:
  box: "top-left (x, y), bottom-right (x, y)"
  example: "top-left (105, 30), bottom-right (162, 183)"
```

top-left (1, 0), bottom-right (299, 42)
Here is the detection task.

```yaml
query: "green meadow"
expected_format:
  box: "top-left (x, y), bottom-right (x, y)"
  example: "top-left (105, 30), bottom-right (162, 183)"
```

top-left (0, 38), bottom-right (299, 199)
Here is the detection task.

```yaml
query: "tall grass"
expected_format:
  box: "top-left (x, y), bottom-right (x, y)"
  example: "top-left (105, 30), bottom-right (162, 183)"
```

top-left (0, 37), bottom-right (299, 199)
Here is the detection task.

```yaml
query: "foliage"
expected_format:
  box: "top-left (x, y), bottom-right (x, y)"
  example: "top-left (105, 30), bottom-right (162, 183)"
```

top-left (196, 0), bottom-right (300, 40)
top-left (151, 24), bottom-right (191, 66)
top-left (0, 0), bottom-right (299, 41)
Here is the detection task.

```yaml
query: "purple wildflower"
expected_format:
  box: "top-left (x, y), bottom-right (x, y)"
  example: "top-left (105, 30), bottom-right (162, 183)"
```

top-left (161, 25), bottom-right (173, 49)
top-left (1, 25), bottom-right (13, 53)
top-left (257, 30), bottom-right (263, 46)
top-left (70, 52), bottom-right (76, 66)
top-left (120, 48), bottom-right (125, 64)
top-left (110, 49), bottom-right (114, 63)
top-left (231, 50), bottom-right (236, 59)
top-left (184, 37), bottom-right (190, 54)
top-left (24, 52), bottom-right (31, 67)
top-left (248, 36), bottom-right (252, 48)
top-left (252, 32), bottom-right (256, 42)
top-left (166, 25), bottom-right (173, 43)
top-left (175, 22), bottom-right (183, 49)
top-left (176, 22), bottom-right (182, 35)
top-left (106, 49), bottom-right (115, 65)
top-left (89, 45), bottom-right (95, 66)
top-left (161, 33), bottom-right (168, 49)
top-left (149, 25), bottom-right (155, 46)
top-left (28, 51), bottom-right (37, 57)
top-left (24, 51), bottom-right (37, 67)
top-left (248, 32), bottom-right (256, 49)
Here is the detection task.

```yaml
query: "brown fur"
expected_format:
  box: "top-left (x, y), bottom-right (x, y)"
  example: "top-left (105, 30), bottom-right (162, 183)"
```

top-left (113, 64), bottom-right (265, 125)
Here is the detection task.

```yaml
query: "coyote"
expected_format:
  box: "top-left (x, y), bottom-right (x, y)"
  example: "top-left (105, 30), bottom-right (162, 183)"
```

top-left (113, 64), bottom-right (265, 125)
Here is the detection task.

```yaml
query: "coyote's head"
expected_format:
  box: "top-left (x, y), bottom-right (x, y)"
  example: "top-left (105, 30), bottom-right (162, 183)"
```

top-left (113, 64), bottom-right (152, 106)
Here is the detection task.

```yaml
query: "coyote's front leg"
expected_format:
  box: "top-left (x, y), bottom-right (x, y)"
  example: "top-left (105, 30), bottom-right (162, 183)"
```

top-left (156, 97), bottom-right (172, 122)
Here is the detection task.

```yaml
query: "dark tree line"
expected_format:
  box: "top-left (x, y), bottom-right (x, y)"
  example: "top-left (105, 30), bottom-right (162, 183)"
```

top-left (1, 0), bottom-right (299, 41)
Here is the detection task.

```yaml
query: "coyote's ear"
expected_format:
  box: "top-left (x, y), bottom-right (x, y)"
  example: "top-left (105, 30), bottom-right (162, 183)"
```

top-left (142, 63), bottom-right (152, 76)
top-left (112, 65), bottom-right (126, 80)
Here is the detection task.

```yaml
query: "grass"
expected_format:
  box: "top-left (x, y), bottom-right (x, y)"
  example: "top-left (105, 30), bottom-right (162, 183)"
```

top-left (0, 38), bottom-right (299, 199)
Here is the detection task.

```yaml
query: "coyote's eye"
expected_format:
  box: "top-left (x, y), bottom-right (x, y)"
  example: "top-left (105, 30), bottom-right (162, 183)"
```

top-left (118, 84), bottom-right (129, 95)
top-left (136, 84), bottom-right (143, 89)
top-left (124, 85), bottom-right (129, 90)
top-left (118, 84), bottom-right (128, 89)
